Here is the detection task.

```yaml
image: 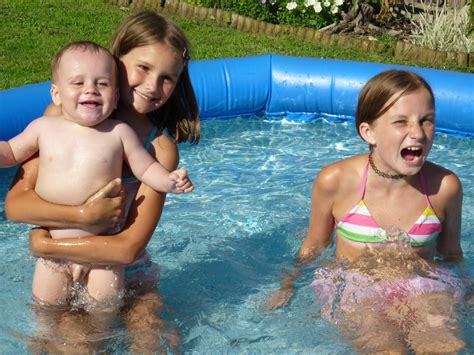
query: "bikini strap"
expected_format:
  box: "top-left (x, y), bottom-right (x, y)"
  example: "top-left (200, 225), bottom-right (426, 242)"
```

top-left (418, 170), bottom-right (432, 206)
top-left (145, 126), bottom-right (158, 150)
top-left (359, 160), bottom-right (370, 200)
top-left (160, 127), bottom-right (175, 142)
top-left (123, 126), bottom-right (159, 185)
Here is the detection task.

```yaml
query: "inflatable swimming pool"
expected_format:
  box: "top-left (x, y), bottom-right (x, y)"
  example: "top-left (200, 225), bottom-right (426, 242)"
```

top-left (1, 54), bottom-right (473, 140)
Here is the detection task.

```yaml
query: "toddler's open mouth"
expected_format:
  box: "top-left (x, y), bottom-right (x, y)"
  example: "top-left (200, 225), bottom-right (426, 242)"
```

top-left (80, 100), bottom-right (101, 108)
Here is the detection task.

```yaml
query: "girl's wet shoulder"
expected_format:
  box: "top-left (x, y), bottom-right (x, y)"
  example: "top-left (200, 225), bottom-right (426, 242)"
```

top-left (322, 154), bottom-right (366, 177)
top-left (317, 155), bottom-right (366, 193)
top-left (423, 161), bottom-right (462, 200)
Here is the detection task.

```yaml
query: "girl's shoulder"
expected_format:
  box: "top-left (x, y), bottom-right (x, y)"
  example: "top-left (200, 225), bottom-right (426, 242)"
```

top-left (152, 130), bottom-right (178, 152)
top-left (319, 154), bottom-right (367, 179)
top-left (316, 154), bottom-right (367, 193)
top-left (422, 161), bottom-right (462, 198)
top-left (150, 130), bottom-right (179, 171)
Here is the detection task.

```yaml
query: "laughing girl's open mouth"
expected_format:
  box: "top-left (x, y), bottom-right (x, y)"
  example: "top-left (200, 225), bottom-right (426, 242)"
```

top-left (401, 146), bottom-right (423, 162)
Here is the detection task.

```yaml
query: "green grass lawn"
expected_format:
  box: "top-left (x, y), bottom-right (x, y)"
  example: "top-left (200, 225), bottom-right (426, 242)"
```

top-left (0, 0), bottom-right (469, 90)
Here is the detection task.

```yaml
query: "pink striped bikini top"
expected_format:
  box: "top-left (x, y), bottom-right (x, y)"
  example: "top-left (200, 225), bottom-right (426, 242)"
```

top-left (336, 162), bottom-right (442, 247)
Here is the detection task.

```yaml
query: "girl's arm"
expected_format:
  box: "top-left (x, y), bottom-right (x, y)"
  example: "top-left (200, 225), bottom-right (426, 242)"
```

top-left (264, 165), bottom-right (337, 309)
top-left (5, 154), bottom-right (123, 228)
top-left (29, 134), bottom-right (179, 265)
top-left (298, 166), bottom-right (338, 259)
top-left (436, 173), bottom-right (463, 262)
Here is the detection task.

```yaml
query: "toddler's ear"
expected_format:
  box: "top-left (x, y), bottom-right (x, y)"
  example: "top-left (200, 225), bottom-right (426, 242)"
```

top-left (359, 122), bottom-right (376, 146)
top-left (50, 84), bottom-right (61, 106)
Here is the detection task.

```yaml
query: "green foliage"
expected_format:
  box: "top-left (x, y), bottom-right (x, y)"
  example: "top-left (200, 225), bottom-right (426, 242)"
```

top-left (0, 0), bottom-right (126, 89)
top-left (0, 0), bottom-right (470, 90)
top-left (409, 3), bottom-right (472, 53)
top-left (185, 0), bottom-right (346, 29)
top-left (470, 0), bottom-right (473, 34)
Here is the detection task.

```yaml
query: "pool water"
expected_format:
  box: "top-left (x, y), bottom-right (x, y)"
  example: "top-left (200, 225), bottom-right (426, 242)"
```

top-left (0, 116), bottom-right (472, 353)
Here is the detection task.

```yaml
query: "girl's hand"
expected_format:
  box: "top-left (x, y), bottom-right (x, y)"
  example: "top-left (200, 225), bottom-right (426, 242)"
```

top-left (80, 178), bottom-right (125, 228)
top-left (261, 268), bottom-right (300, 310)
top-left (262, 287), bottom-right (294, 310)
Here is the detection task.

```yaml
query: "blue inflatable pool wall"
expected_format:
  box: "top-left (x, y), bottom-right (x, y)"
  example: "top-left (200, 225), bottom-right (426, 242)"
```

top-left (1, 55), bottom-right (473, 140)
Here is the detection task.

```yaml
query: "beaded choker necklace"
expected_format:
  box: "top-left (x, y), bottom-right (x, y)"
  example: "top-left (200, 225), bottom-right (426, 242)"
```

top-left (368, 152), bottom-right (405, 180)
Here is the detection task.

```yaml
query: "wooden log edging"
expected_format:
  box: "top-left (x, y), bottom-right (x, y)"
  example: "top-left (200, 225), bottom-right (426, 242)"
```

top-left (106, 0), bottom-right (472, 69)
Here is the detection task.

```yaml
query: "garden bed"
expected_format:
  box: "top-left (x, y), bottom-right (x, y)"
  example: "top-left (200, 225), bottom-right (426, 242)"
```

top-left (108, 0), bottom-right (472, 69)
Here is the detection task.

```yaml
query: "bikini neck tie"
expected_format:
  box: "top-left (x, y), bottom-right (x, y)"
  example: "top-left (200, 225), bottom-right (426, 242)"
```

top-left (368, 151), bottom-right (405, 180)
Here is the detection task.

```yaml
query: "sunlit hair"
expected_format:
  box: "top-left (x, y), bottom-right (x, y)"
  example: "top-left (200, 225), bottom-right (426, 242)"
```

top-left (51, 41), bottom-right (116, 83)
top-left (110, 11), bottom-right (200, 144)
top-left (355, 70), bottom-right (435, 138)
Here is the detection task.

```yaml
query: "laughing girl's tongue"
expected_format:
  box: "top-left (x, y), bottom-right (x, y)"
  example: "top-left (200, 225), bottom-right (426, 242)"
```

top-left (401, 147), bottom-right (422, 161)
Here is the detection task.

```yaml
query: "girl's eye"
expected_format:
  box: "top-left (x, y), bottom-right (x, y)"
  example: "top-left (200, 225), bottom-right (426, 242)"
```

top-left (98, 81), bottom-right (109, 87)
top-left (393, 120), bottom-right (406, 126)
top-left (72, 82), bottom-right (83, 86)
top-left (138, 64), bottom-right (149, 71)
top-left (421, 117), bottom-right (435, 126)
top-left (163, 76), bottom-right (176, 84)
top-left (422, 115), bottom-right (435, 122)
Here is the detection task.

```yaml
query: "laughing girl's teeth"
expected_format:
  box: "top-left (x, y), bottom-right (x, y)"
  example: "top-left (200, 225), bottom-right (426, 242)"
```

top-left (401, 146), bottom-right (423, 161)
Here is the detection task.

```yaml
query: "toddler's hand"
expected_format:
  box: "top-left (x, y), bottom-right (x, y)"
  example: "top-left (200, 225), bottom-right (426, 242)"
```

top-left (170, 168), bottom-right (194, 194)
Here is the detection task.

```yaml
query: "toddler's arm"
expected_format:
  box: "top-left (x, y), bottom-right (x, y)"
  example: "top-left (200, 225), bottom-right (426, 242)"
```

top-left (1, 119), bottom-right (41, 166)
top-left (0, 142), bottom-right (17, 166)
top-left (118, 123), bottom-right (193, 194)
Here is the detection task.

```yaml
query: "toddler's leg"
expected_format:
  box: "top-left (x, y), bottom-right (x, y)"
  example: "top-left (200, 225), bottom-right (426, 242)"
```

top-left (87, 265), bottom-right (124, 310)
top-left (32, 258), bottom-right (70, 306)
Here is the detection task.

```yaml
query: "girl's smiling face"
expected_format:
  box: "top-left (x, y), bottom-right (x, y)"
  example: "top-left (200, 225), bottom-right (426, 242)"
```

top-left (118, 42), bottom-right (184, 115)
top-left (360, 87), bottom-right (435, 177)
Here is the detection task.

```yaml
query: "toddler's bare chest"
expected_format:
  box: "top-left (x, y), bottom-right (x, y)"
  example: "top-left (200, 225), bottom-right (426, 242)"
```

top-left (39, 129), bottom-right (123, 171)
